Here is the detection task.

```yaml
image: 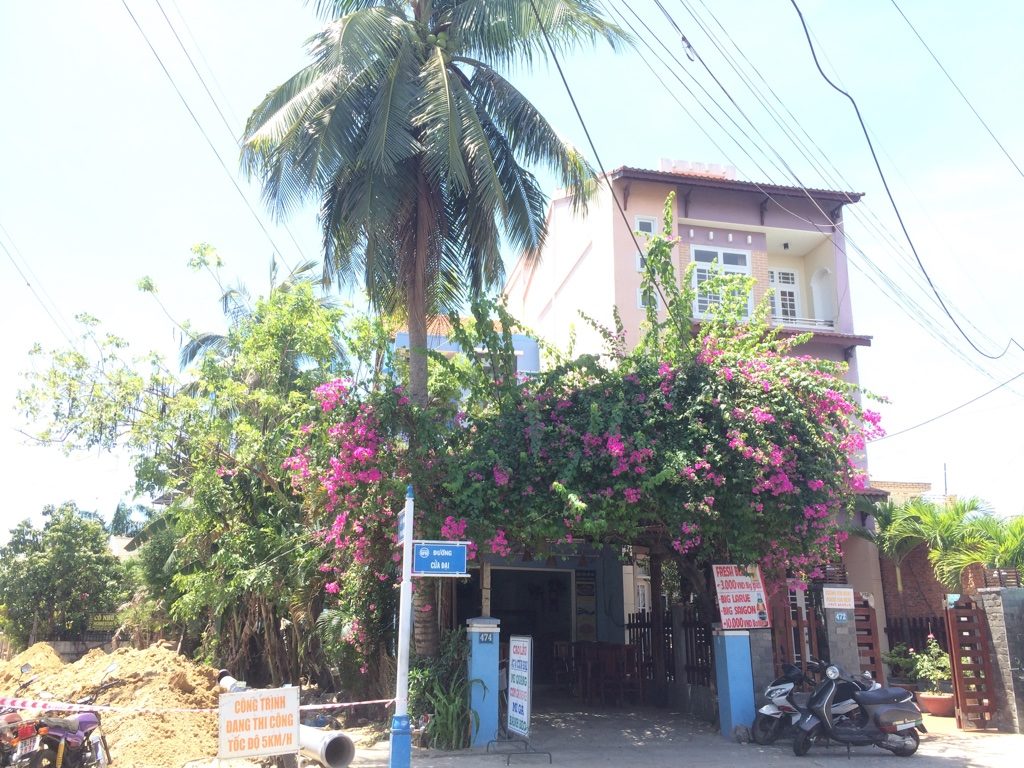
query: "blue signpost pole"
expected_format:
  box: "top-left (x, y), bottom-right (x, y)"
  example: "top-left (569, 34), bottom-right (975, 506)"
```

top-left (388, 487), bottom-right (414, 768)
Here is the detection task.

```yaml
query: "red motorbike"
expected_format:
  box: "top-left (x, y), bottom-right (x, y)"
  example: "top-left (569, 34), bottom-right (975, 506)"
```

top-left (0, 663), bottom-right (42, 767)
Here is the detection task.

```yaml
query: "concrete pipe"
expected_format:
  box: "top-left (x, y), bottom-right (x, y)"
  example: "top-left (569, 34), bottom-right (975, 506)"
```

top-left (299, 724), bottom-right (355, 768)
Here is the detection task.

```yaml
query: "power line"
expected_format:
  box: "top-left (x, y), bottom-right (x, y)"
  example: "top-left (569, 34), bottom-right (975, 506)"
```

top-left (525, 0), bottom-right (670, 309)
top-left (604, 1), bottom-right (987, 377)
top-left (871, 371), bottom-right (1024, 443)
top-left (0, 233), bottom-right (80, 350)
top-left (789, 0), bottom-right (1022, 362)
top-left (669, 0), bottom-right (1014, 386)
top-left (890, 0), bottom-right (1024, 181)
top-left (119, 0), bottom-right (299, 275)
top-left (665, 0), bottom-right (1012, 375)
top-left (151, 0), bottom-right (313, 273)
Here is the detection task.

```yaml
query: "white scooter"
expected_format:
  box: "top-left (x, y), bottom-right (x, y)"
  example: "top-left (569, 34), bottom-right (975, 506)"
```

top-left (752, 658), bottom-right (877, 745)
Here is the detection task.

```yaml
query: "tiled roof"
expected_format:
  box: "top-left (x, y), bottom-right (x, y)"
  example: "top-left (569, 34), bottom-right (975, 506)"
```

top-left (610, 166), bottom-right (863, 205)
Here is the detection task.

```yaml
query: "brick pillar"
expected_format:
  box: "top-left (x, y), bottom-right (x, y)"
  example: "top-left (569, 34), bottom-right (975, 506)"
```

top-left (977, 588), bottom-right (1024, 733)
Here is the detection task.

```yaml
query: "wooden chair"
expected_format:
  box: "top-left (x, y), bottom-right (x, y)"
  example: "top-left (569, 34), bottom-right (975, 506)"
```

top-left (552, 640), bottom-right (574, 690)
top-left (620, 644), bottom-right (644, 705)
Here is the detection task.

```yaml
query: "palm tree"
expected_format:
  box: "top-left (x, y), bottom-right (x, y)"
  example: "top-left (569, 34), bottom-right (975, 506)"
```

top-left (868, 497), bottom-right (990, 590)
top-left (241, 0), bottom-right (626, 655)
top-left (241, 0), bottom-right (623, 406)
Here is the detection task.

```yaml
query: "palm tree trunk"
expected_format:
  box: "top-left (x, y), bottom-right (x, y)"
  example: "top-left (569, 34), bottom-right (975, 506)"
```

top-left (406, 173), bottom-right (430, 408)
top-left (409, 171), bottom-right (439, 657)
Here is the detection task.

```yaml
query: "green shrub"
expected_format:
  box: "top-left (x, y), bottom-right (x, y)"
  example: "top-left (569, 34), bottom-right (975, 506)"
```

top-left (911, 636), bottom-right (951, 693)
top-left (408, 628), bottom-right (480, 750)
top-left (881, 642), bottom-right (916, 679)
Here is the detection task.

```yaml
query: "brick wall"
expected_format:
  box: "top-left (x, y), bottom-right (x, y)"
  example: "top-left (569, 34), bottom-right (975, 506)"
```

top-left (870, 480), bottom-right (932, 505)
top-left (880, 544), bottom-right (949, 620)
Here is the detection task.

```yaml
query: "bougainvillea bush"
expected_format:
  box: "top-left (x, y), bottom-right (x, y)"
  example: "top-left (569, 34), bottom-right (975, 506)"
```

top-left (441, 194), bottom-right (883, 588)
top-left (284, 196), bottom-right (884, 675)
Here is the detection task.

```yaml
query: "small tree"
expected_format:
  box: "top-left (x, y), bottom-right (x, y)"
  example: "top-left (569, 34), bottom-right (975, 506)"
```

top-left (0, 503), bottom-right (125, 646)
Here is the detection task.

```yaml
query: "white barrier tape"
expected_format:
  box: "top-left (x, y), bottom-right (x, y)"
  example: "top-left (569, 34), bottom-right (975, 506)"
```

top-left (298, 699), bottom-right (395, 711)
top-left (0, 696), bottom-right (395, 715)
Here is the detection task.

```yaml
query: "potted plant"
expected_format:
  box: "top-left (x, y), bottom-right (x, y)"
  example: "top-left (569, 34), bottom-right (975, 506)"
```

top-left (912, 635), bottom-right (955, 717)
top-left (882, 643), bottom-right (917, 690)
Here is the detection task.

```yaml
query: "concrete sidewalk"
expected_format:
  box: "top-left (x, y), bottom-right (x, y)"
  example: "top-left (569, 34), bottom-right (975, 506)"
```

top-left (350, 705), bottom-right (1024, 768)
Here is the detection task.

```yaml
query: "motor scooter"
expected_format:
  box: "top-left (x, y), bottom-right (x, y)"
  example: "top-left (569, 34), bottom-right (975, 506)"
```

top-left (752, 658), bottom-right (877, 745)
top-left (793, 662), bottom-right (925, 757)
top-left (31, 663), bottom-right (119, 768)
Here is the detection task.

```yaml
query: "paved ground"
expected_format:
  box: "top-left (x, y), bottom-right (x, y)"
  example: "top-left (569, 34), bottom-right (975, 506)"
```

top-left (350, 703), bottom-right (1023, 768)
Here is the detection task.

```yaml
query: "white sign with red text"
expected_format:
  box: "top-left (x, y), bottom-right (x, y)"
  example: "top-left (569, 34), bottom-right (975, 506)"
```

top-left (822, 586), bottom-right (856, 610)
top-left (713, 564), bottom-right (770, 630)
top-left (218, 686), bottom-right (299, 759)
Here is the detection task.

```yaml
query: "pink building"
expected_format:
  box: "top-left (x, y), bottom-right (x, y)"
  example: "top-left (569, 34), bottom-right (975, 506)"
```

top-left (504, 161), bottom-right (888, 648)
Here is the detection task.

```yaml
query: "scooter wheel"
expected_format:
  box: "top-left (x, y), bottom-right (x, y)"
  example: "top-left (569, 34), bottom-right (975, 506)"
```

top-left (792, 725), bottom-right (821, 757)
top-left (892, 729), bottom-right (920, 757)
top-left (752, 713), bottom-right (782, 745)
top-left (30, 748), bottom-right (58, 768)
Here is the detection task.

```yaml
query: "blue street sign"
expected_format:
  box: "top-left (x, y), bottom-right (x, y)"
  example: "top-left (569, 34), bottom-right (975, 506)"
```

top-left (411, 541), bottom-right (468, 577)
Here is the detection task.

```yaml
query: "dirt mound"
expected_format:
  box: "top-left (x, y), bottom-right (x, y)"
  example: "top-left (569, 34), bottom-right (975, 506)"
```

top-left (0, 643), bottom-right (64, 687)
top-left (1, 644), bottom-right (223, 768)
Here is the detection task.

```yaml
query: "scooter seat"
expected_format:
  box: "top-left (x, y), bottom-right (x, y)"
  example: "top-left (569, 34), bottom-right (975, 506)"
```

top-left (853, 687), bottom-right (912, 706)
top-left (41, 716), bottom-right (80, 732)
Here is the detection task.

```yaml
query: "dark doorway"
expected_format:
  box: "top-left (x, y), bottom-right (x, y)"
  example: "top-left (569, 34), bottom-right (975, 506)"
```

top-left (492, 569), bottom-right (572, 684)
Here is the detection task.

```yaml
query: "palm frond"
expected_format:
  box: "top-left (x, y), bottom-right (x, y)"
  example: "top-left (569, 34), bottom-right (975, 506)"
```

top-left (179, 333), bottom-right (230, 369)
top-left (449, 0), bottom-right (629, 69)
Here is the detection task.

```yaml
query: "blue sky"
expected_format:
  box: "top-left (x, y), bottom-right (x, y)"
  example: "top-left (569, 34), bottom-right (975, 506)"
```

top-left (2, 0), bottom-right (1024, 533)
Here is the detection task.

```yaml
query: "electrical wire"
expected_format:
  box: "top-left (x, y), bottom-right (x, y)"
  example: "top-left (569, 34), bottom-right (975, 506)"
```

top-left (605, 1), bottom-right (986, 377)
top-left (0, 221), bottom-right (81, 347)
top-left (789, 0), bottom-right (1022, 362)
top-left (524, 0), bottom-right (669, 309)
top-left (669, 0), bottom-right (1013, 385)
top-left (0, 235), bottom-right (80, 351)
top-left (151, 0), bottom-right (313, 274)
top-left (119, 0), bottom-right (299, 276)
top-left (890, 0), bottom-right (1024, 181)
top-left (871, 371), bottom-right (1024, 443)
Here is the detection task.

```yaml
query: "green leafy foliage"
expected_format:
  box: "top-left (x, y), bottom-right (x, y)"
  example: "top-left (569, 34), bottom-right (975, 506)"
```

top-left (911, 637), bottom-right (952, 693)
top-left (0, 503), bottom-right (126, 647)
top-left (407, 629), bottom-right (476, 750)
top-left (881, 642), bottom-right (916, 679)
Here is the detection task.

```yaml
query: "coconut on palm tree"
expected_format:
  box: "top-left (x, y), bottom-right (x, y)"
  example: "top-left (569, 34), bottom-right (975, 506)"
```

top-left (242, 0), bottom-right (626, 655)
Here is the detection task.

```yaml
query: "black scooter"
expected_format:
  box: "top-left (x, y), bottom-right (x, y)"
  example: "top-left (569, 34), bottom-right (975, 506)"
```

top-left (793, 663), bottom-right (925, 757)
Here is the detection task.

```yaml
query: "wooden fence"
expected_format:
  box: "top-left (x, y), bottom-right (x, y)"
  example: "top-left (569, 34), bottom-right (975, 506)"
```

top-left (886, 614), bottom-right (948, 653)
top-left (945, 597), bottom-right (998, 729)
top-left (674, 604), bottom-right (713, 687)
top-left (626, 610), bottom-right (676, 686)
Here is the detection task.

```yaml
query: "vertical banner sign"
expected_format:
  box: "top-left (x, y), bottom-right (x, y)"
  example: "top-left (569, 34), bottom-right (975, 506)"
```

top-left (712, 564), bottom-right (771, 630)
top-left (574, 570), bottom-right (597, 641)
top-left (218, 687), bottom-right (300, 759)
top-left (507, 635), bottom-right (532, 738)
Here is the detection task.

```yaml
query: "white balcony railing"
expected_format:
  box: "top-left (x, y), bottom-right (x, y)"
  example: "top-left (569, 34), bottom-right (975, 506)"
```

top-left (772, 315), bottom-right (835, 330)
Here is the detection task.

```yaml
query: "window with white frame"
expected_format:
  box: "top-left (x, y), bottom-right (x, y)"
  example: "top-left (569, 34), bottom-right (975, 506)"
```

top-left (635, 216), bottom-right (657, 237)
top-left (769, 269), bottom-right (801, 321)
top-left (637, 286), bottom-right (661, 309)
top-left (691, 246), bottom-right (751, 317)
top-left (636, 582), bottom-right (649, 612)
